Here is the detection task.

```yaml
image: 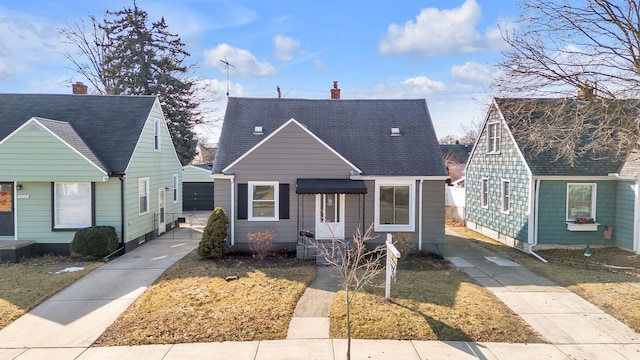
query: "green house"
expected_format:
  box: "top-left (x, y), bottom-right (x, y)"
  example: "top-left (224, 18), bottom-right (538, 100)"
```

top-left (465, 98), bottom-right (639, 255)
top-left (0, 94), bottom-right (183, 259)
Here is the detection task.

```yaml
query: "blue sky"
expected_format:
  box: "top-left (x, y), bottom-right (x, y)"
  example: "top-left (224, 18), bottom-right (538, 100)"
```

top-left (0, 0), bottom-right (520, 143)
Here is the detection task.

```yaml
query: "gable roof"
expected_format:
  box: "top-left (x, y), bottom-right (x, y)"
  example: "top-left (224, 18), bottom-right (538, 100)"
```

top-left (0, 94), bottom-right (157, 175)
top-left (494, 97), bottom-right (635, 177)
top-left (214, 97), bottom-right (447, 177)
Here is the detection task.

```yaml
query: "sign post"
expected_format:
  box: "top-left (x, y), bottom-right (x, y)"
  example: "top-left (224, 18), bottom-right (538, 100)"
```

top-left (385, 233), bottom-right (401, 299)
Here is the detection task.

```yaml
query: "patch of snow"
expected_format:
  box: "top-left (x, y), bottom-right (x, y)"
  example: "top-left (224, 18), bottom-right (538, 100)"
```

top-left (54, 267), bottom-right (85, 274)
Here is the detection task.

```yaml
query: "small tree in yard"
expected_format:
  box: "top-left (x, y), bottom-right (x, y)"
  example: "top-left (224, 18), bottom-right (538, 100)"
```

top-left (310, 224), bottom-right (386, 360)
top-left (197, 207), bottom-right (229, 259)
top-left (248, 230), bottom-right (276, 260)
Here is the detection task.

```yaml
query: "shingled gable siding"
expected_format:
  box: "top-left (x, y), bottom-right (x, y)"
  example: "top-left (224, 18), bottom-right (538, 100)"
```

top-left (221, 120), bottom-right (357, 251)
top-left (124, 101), bottom-right (183, 246)
top-left (536, 180), bottom-right (617, 247)
top-left (465, 108), bottom-right (530, 249)
top-left (614, 181), bottom-right (635, 250)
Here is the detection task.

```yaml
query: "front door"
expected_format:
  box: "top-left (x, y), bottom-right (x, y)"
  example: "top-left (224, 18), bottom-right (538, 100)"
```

top-left (0, 183), bottom-right (14, 237)
top-left (315, 194), bottom-right (345, 239)
top-left (158, 188), bottom-right (166, 235)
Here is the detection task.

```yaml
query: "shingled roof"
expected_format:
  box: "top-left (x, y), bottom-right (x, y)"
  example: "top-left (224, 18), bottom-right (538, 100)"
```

top-left (0, 94), bottom-right (158, 175)
top-left (214, 97), bottom-right (447, 177)
top-left (494, 97), bottom-right (637, 177)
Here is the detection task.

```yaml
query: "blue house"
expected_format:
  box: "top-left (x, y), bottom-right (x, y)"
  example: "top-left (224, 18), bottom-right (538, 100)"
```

top-left (465, 97), bottom-right (639, 255)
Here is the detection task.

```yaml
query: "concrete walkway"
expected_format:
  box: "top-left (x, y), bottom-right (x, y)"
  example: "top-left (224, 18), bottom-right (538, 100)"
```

top-left (2, 222), bottom-right (640, 359)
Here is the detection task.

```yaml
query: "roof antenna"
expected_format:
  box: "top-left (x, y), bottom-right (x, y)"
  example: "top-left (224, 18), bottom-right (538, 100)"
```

top-left (219, 56), bottom-right (235, 96)
top-left (277, 85), bottom-right (281, 98)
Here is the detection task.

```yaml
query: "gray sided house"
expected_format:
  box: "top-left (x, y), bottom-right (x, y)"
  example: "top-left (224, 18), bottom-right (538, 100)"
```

top-left (0, 94), bottom-right (183, 260)
top-left (465, 97), bottom-right (640, 255)
top-left (213, 97), bottom-right (448, 258)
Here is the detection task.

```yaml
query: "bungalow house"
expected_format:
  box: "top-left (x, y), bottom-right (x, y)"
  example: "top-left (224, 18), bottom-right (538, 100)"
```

top-left (212, 95), bottom-right (448, 259)
top-left (0, 93), bottom-right (183, 260)
top-left (465, 97), bottom-right (640, 255)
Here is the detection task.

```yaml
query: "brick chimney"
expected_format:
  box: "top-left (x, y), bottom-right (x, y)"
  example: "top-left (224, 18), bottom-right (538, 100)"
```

top-left (330, 81), bottom-right (340, 100)
top-left (72, 81), bottom-right (88, 95)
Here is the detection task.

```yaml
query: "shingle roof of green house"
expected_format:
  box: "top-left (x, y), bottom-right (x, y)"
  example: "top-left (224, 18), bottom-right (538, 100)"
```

top-left (0, 94), bottom-right (157, 175)
top-left (495, 97), bottom-right (638, 177)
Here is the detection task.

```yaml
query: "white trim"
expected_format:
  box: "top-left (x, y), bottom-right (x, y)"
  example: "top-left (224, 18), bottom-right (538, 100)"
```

top-left (172, 174), bottom-right (179, 203)
top-left (481, 177), bottom-right (489, 209)
top-left (374, 179), bottom-right (415, 232)
top-left (53, 182), bottom-right (93, 229)
top-left (139, 177), bottom-right (150, 215)
top-left (248, 181), bottom-right (279, 221)
top-left (315, 194), bottom-right (345, 239)
top-left (230, 176), bottom-right (235, 246)
top-left (153, 118), bottom-right (161, 152)
top-left (418, 179), bottom-right (424, 251)
top-left (500, 179), bottom-right (510, 214)
top-left (223, 118), bottom-right (362, 174)
top-left (566, 183), bottom-right (597, 221)
top-left (158, 187), bottom-right (166, 235)
top-left (0, 118), bottom-right (109, 177)
top-left (486, 121), bottom-right (501, 154)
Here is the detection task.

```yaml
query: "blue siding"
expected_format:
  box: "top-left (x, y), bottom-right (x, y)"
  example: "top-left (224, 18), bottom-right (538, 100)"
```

top-left (614, 181), bottom-right (635, 250)
top-left (537, 180), bottom-right (617, 246)
top-left (465, 107), bottom-right (530, 246)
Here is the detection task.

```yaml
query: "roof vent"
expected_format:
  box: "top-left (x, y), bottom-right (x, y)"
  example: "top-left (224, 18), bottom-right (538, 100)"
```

top-left (253, 126), bottom-right (263, 135)
top-left (390, 127), bottom-right (401, 136)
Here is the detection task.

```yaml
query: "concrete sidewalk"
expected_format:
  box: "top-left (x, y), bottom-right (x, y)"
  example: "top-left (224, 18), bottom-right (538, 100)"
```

top-left (2, 222), bottom-right (640, 359)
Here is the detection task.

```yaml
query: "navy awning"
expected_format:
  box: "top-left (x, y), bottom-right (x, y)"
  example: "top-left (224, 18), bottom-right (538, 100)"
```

top-left (295, 178), bottom-right (367, 194)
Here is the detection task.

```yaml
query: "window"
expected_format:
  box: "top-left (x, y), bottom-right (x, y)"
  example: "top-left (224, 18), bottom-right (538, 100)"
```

top-left (567, 183), bottom-right (596, 221)
top-left (54, 182), bottom-right (92, 229)
top-left (172, 174), bottom-right (179, 203)
top-left (375, 180), bottom-right (415, 232)
top-left (154, 119), bottom-right (160, 151)
top-left (249, 181), bottom-right (279, 221)
top-left (481, 178), bottom-right (489, 208)
top-left (139, 178), bottom-right (149, 214)
top-left (501, 180), bottom-right (510, 213)
top-left (487, 122), bottom-right (501, 153)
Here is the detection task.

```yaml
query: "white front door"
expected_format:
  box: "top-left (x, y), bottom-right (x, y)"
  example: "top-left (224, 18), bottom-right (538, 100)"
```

top-left (315, 194), bottom-right (345, 239)
top-left (158, 188), bottom-right (166, 235)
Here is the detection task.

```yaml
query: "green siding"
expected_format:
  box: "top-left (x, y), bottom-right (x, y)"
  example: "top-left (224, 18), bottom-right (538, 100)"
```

top-left (183, 166), bottom-right (213, 182)
top-left (0, 122), bottom-right (106, 181)
top-left (465, 107), bottom-right (530, 246)
top-left (123, 101), bottom-right (183, 243)
top-left (614, 181), bottom-right (635, 250)
top-left (95, 179), bottom-right (123, 240)
top-left (537, 180), bottom-right (617, 246)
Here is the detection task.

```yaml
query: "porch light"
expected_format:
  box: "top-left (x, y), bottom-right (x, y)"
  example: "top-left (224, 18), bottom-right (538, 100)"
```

top-left (16, 184), bottom-right (22, 190)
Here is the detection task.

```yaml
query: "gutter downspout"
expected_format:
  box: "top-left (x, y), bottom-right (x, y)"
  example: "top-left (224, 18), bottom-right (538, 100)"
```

top-left (528, 178), bottom-right (548, 263)
top-left (230, 176), bottom-right (235, 246)
top-left (418, 179), bottom-right (424, 251)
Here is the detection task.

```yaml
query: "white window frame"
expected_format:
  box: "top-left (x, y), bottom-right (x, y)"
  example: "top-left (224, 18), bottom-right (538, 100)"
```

top-left (486, 122), bottom-right (501, 154)
top-left (172, 174), bottom-right (179, 203)
top-left (139, 178), bottom-right (150, 215)
top-left (248, 181), bottom-right (279, 221)
top-left (374, 179), bottom-right (415, 232)
top-left (153, 119), bottom-right (161, 151)
top-left (481, 178), bottom-right (489, 209)
top-left (566, 183), bottom-right (597, 221)
top-left (54, 182), bottom-right (92, 229)
top-left (501, 179), bottom-right (510, 214)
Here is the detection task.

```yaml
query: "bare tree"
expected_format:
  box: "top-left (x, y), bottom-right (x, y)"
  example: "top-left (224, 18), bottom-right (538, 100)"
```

top-left (493, 0), bottom-right (640, 164)
top-left (458, 116), bottom-right (484, 145)
top-left (438, 134), bottom-right (459, 144)
top-left (308, 224), bottom-right (386, 360)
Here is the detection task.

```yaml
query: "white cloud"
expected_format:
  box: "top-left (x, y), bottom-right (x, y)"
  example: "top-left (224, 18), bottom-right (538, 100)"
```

top-left (352, 76), bottom-right (446, 98)
top-left (203, 43), bottom-right (276, 78)
top-left (313, 59), bottom-right (329, 72)
top-left (0, 60), bottom-right (14, 79)
top-left (193, 78), bottom-right (246, 143)
top-left (273, 35), bottom-right (300, 61)
top-left (451, 62), bottom-right (497, 85)
top-left (379, 0), bottom-right (506, 56)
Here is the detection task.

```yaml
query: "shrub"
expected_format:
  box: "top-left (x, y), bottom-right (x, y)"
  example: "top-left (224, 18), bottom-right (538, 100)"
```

top-left (72, 226), bottom-right (119, 258)
top-left (197, 207), bottom-right (229, 259)
top-left (248, 230), bottom-right (276, 260)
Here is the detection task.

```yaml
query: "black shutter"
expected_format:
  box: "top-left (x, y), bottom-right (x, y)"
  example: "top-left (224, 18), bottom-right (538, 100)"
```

top-left (237, 183), bottom-right (248, 219)
top-left (279, 183), bottom-right (290, 219)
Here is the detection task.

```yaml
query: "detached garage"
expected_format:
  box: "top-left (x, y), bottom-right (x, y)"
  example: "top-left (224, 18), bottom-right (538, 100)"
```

top-left (182, 164), bottom-right (214, 211)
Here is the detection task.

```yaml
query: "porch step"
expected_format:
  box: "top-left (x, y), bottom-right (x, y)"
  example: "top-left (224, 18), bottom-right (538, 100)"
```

top-left (0, 240), bottom-right (36, 263)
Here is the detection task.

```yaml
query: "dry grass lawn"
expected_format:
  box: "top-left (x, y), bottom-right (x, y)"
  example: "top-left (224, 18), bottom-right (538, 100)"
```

top-left (93, 251), bottom-right (316, 346)
top-left (329, 255), bottom-right (544, 343)
top-left (0, 256), bottom-right (101, 330)
top-left (451, 225), bottom-right (640, 333)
